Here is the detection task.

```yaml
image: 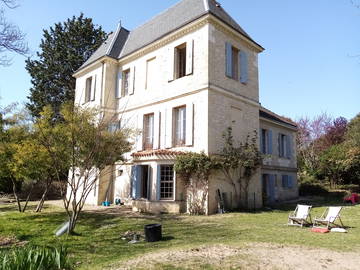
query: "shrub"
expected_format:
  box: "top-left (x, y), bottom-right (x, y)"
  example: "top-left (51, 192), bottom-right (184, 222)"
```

top-left (0, 246), bottom-right (72, 270)
top-left (299, 182), bottom-right (328, 196)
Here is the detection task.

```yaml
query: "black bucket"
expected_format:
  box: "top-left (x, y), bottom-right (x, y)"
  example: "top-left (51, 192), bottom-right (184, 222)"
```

top-left (144, 224), bottom-right (162, 242)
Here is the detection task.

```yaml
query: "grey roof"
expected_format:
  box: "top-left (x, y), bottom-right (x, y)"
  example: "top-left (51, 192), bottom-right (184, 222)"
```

top-left (77, 0), bottom-right (262, 71)
top-left (259, 107), bottom-right (297, 129)
top-left (79, 26), bottom-right (129, 70)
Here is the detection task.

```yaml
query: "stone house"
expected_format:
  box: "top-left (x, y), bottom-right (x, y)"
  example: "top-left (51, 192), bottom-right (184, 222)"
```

top-left (72, 0), bottom-right (298, 214)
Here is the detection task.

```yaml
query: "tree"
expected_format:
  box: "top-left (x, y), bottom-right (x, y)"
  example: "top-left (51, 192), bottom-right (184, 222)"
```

top-left (0, 0), bottom-right (28, 66)
top-left (11, 138), bottom-right (55, 212)
top-left (175, 152), bottom-right (218, 215)
top-left (217, 127), bottom-right (262, 209)
top-left (35, 103), bottom-right (133, 234)
top-left (0, 104), bottom-right (32, 212)
top-left (25, 14), bottom-right (107, 118)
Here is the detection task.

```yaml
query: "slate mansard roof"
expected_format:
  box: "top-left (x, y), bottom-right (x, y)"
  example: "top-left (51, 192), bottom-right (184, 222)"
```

top-left (78, 0), bottom-right (263, 71)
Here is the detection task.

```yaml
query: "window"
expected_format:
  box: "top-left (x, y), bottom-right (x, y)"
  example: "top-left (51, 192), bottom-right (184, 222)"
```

top-left (122, 69), bottom-right (130, 96)
top-left (225, 42), bottom-right (248, 83)
top-left (143, 113), bottom-right (154, 150)
top-left (173, 106), bottom-right (186, 146)
top-left (160, 165), bottom-right (174, 200)
top-left (278, 133), bottom-right (291, 158)
top-left (85, 77), bottom-right (92, 103)
top-left (261, 129), bottom-right (273, 154)
top-left (281, 175), bottom-right (293, 189)
top-left (175, 43), bottom-right (186, 79)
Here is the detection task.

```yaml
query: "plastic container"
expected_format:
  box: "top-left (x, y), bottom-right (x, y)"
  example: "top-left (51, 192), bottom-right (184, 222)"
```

top-left (144, 224), bottom-right (162, 242)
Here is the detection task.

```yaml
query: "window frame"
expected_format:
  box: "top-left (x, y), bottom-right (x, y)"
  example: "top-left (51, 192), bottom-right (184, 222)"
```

top-left (173, 105), bottom-right (186, 147)
top-left (175, 43), bottom-right (187, 79)
top-left (279, 134), bottom-right (287, 158)
top-left (122, 69), bottom-right (130, 97)
top-left (143, 113), bottom-right (154, 150)
top-left (159, 164), bottom-right (175, 200)
top-left (84, 76), bottom-right (92, 103)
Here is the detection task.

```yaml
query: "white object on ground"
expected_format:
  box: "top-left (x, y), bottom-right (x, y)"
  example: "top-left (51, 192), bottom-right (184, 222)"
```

top-left (330, 228), bottom-right (347, 233)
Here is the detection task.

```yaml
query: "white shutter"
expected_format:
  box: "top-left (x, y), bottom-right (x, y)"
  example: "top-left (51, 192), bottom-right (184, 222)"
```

top-left (153, 111), bottom-right (160, 149)
top-left (91, 75), bottom-right (96, 101)
top-left (82, 87), bottom-right (86, 105)
top-left (165, 107), bottom-right (173, 148)
top-left (116, 71), bottom-right (122, 99)
top-left (185, 39), bottom-right (194, 75)
top-left (167, 46), bottom-right (174, 82)
top-left (160, 109), bottom-right (166, 148)
top-left (136, 114), bottom-right (143, 151)
top-left (129, 66), bottom-right (135, 95)
top-left (185, 102), bottom-right (194, 146)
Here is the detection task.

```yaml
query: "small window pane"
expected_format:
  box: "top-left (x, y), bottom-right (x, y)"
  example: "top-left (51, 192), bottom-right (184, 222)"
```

top-left (160, 165), bottom-right (174, 200)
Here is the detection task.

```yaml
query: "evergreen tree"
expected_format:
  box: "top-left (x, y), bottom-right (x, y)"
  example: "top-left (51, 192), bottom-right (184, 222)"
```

top-left (25, 14), bottom-right (107, 118)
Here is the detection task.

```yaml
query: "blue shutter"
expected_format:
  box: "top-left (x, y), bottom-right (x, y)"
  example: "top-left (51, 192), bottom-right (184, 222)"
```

top-left (282, 175), bottom-right (288, 188)
top-left (240, 51), bottom-right (248, 83)
top-left (288, 175), bottom-right (293, 188)
top-left (225, 42), bottom-right (232, 77)
top-left (131, 165), bottom-right (142, 199)
top-left (260, 129), bottom-right (264, 154)
top-left (268, 130), bottom-right (273, 154)
top-left (268, 175), bottom-right (275, 202)
top-left (156, 165), bottom-right (161, 201)
top-left (286, 135), bottom-right (291, 158)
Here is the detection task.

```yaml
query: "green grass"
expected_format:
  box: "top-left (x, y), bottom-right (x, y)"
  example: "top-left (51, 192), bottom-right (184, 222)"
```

top-left (0, 196), bottom-right (359, 269)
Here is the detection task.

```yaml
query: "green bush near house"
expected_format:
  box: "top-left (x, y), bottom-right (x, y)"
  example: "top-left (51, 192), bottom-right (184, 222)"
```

top-left (0, 245), bottom-right (72, 270)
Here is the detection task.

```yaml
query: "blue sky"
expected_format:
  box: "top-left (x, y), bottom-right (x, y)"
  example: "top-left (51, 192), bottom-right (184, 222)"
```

top-left (0, 0), bottom-right (359, 120)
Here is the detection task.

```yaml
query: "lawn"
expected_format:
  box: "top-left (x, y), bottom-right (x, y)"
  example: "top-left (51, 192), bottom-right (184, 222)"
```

top-left (0, 196), bottom-right (359, 269)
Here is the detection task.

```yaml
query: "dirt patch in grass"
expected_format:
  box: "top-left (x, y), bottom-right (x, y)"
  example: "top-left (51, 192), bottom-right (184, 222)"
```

top-left (0, 235), bottom-right (27, 248)
top-left (113, 242), bottom-right (360, 270)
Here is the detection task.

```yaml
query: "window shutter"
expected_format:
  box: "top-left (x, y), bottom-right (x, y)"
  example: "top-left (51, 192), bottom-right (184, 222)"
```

top-left (240, 51), bottom-right (248, 83)
top-left (136, 114), bottom-right (143, 151)
top-left (147, 166), bottom-right (152, 200)
top-left (91, 75), bottom-right (96, 101)
top-left (82, 87), bottom-right (86, 105)
top-left (129, 66), bottom-right (135, 95)
top-left (185, 102), bottom-right (194, 146)
top-left (225, 42), bottom-right (232, 77)
top-left (185, 39), bottom-right (194, 75)
top-left (156, 165), bottom-right (161, 200)
top-left (268, 130), bottom-right (273, 154)
top-left (165, 107), bottom-right (173, 148)
top-left (278, 134), bottom-right (281, 157)
top-left (160, 110), bottom-right (166, 148)
top-left (288, 175), bottom-right (293, 189)
top-left (116, 71), bottom-right (122, 99)
top-left (260, 129), bottom-right (264, 154)
top-left (282, 175), bottom-right (288, 188)
top-left (269, 175), bottom-right (275, 202)
top-left (153, 111), bottom-right (160, 149)
top-left (286, 134), bottom-right (292, 158)
top-left (131, 166), bottom-right (142, 199)
top-left (167, 47), bottom-right (175, 81)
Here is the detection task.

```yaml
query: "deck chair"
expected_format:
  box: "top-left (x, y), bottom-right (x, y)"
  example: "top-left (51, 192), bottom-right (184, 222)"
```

top-left (288, 204), bottom-right (312, 227)
top-left (313, 206), bottom-right (344, 229)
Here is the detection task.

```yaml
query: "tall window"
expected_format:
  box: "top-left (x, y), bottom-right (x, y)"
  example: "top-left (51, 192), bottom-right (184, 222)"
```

top-left (175, 43), bottom-right (186, 79)
top-left (85, 77), bottom-right (92, 103)
top-left (225, 42), bottom-right (248, 83)
top-left (279, 134), bottom-right (287, 158)
top-left (160, 165), bottom-right (174, 200)
top-left (122, 69), bottom-right (130, 96)
top-left (143, 113), bottom-right (154, 150)
top-left (173, 106), bottom-right (186, 146)
top-left (261, 129), bottom-right (267, 154)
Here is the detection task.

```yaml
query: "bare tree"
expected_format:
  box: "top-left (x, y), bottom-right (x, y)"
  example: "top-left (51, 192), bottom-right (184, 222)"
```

top-left (0, 0), bottom-right (28, 66)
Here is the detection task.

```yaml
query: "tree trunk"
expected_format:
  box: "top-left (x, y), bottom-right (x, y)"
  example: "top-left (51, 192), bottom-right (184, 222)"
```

top-left (35, 182), bottom-right (50, 212)
top-left (11, 178), bottom-right (22, 212)
top-left (67, 211), bottom-right (78, 235)
top-left (22, 183), bottom-right (36, 213)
